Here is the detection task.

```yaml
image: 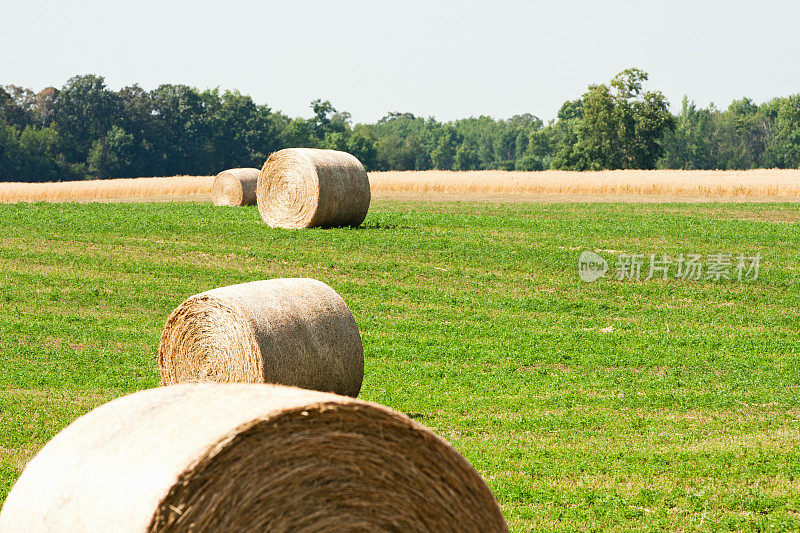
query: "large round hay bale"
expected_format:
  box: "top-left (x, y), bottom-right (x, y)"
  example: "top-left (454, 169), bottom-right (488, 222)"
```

top-left (0, 384), bottom-right (508, 532)
top-left (159, 278), bottom-right (363, 397)
top-left (257, 148), bottom-right (371, 229)
top-left (211, 168), bottom-right (260, 206)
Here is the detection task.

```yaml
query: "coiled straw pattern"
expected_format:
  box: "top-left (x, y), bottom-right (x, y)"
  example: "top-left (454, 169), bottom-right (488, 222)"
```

top-left (158, 278), bottom-right (364, 397)
top-left (211, 168), bottom-right (260, 206)
top-left (0, 384), bottom-right (508, 532)
top-left (257, 148), bottom-right (371, 229)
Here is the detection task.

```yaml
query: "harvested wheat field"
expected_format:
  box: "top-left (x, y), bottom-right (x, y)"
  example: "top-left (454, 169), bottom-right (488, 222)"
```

top-left (369, 169), bottom-right (800, 202)
top-left (0, 176), bottom-right (213, 204)
top-left (3, 169), bottom-right (800, 204)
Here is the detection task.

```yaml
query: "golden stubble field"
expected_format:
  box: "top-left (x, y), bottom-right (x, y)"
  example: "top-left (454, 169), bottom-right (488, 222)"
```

top-left (2, 169), bottom-right (800, 203)
top-left (369, 169), bottom-right (800, 203)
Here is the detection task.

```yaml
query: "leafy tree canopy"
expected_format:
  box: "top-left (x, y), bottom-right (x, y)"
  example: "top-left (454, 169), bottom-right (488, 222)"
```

top-left (1, 68), bottom-right (798, 181)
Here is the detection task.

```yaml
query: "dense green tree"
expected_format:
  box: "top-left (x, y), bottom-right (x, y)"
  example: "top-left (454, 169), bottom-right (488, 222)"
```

top-left (0, 85), bottom-right (37, 129)
top-left (3, 70), bottom-right (800, 181)
top-left (0, 122), bottom-right (23, 180)
top-left (345, 125), bottom-right (378, 170)
top-left (309, 99), bottom-right (338, 139)
top-left (280, 117), bottom-right (318, 149)
top-left (658, 97), bottom-right (718, 169)
top-left (495, 114), bottom-right (542, 170)
top-left (18, 125), bottom-right (62, 180)
top-left (372, 113), bottom-right (434, 170)
top-left (431, 127), bottom-right (459, 170)
top-left (205, 89), bottom-right (269, 170)
top-left (518, 125), bottom-right (553, 170)
top-left (53, 75), bottom-right (118, 165)
top-left (451, 116), bottom-right (499, 169)
top-left (87, 126), bottom-right (137, 178)
top-left (549, 99), bottom-right (584, 169)
top-left (715, 97), bottom-right (770, 169)
top-left (0, 122), bottom-right (64, 181)
top-left (113, 85), bottom-right (158, 177)
top-left (376, 134), bottom-right (430, 170)
top-left (561, 68), bottom-right (674, 170)
top-left (322, 131), bottom-right (349, 152)
top-left (763, 95), bottom-right (800, 168)
top-left (454, 144), bottom-right (480, 170)
top-left (32, 87), bottom-right (58, 127)
top-left (0, 88), bottom-right (10, 123)
top-left (149, 84), bottom-right (210, 175)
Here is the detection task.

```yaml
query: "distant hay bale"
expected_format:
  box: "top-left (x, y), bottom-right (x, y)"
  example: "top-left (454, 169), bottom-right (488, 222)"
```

top-left (211, 168), bottom-right (260, 206)
top-left (0, 384), bottom-right (508, 532)
top-left (159, 278), bottom-right (364, 397)
top-left (257, 148), bottom-right (371, 229)
top-left (0, 176), bottom-right (214, 204)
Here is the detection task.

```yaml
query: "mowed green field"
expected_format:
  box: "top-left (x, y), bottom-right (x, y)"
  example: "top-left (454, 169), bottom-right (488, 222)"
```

top-left (1, 200), bottom-right (799, 531)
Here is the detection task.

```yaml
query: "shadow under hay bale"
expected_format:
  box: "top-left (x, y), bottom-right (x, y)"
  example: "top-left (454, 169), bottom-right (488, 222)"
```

top-left (257, 148), bottom-right (371, 229)
top-left (0, 384), bottom-right (508, 532)
top-left (158, 278), bottom-right (364, 397)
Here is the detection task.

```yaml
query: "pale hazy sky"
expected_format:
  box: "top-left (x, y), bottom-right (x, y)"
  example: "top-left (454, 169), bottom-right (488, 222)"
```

top-left (2, 0), bottom-right (798, 123)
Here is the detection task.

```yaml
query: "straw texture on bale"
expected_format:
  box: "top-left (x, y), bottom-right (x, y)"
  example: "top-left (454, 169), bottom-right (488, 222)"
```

top-left (211, 168), bottom-right (260, 206)
top-left (257, 148), bottom-right (371, 228)
top-left (0, 384), bottom-right (508, 532)
top-left (159, 278), bottom-right (363, 397)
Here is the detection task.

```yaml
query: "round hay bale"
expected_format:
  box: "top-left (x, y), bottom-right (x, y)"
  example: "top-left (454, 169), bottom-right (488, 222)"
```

top-left (211, 168), bottom-right (260, 206)
top-left (158, 278), bottom-right (363, 397)
top-left (257, 148), bottom-right (371, 229)
top-left (0, 384), bottom-right (508, 532)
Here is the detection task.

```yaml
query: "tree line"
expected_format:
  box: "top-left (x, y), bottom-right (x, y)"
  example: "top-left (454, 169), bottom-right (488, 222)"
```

top-left (1, 68), bottom-right (799, 182)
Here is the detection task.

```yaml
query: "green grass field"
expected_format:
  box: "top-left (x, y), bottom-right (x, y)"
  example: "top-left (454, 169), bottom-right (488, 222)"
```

top-left (1, 200), bottom-right (799, 531)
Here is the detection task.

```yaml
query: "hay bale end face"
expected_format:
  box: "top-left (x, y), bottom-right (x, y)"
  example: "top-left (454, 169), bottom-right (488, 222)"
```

top-left (0, 384), bottom-right (508, 532)
top-left (158, 278), bottom-right (364, 397)
top-left (257, 148), bottom-right (371, 229)
top-left (211, 168), bottom-right (260, 206)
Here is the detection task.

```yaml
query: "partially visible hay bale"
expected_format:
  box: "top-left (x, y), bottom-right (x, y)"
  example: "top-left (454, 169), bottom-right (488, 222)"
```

top-left (257, 148), bottom-right (371, 229)
top-left (0, 384), bottom-right (508, 532)
top-left (211, 168), bottom-right (260, 206)
top-left (159, 278), bottom-right (364, 397)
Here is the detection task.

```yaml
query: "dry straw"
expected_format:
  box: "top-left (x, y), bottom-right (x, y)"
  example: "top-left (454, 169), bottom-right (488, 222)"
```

top-left (0, 383), bottom-right (508, 532)
top-left (211, 168), bottom-right (260, 206)
top-left (257, 148), bottom-right (371, 228)
top-left (0, 176), bottom-right (214, 204)
top-left (159, 278), bottom-right (364, 397)
top-left (368, 169), bottom-right (800, 199)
